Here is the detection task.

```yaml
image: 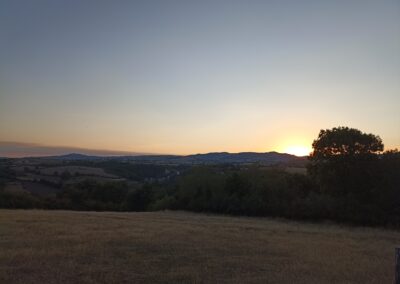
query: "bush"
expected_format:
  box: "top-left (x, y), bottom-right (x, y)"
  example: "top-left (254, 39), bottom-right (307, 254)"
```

top-left (0, 189), bottom-right (41, 209)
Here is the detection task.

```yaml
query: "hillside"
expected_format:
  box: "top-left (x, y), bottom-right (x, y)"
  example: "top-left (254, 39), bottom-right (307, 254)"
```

top-left (43, 151), bottom-right (307, 165)
top-left (0, 210), bottom-right (397, 284)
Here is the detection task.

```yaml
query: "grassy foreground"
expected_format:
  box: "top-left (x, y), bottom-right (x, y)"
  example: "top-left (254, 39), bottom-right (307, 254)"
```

top-left (0, 210), bottom-right (398, 283)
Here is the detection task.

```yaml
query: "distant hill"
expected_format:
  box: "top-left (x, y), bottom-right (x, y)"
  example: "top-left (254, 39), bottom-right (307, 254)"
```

top-left (44, 153), bottom-right (106, 161)
top-left (46, 151), bottom-right (306, 165)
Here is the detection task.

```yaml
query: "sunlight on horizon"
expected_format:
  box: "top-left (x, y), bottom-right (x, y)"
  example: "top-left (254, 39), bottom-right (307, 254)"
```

top-left (284, 145), bottom-right (312, 157)
top-left (0, 0), bottom-right (399, 156)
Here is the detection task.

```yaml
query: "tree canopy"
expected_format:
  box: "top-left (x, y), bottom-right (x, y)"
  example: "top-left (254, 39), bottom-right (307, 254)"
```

top-left (310, 126), bottom-right (383, 160)
top-left (308, 127), bottom-right (384, 198)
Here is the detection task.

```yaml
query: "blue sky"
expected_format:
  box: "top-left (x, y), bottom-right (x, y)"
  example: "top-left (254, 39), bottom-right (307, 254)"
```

top-left (0, 0), bottom-right (399, 156)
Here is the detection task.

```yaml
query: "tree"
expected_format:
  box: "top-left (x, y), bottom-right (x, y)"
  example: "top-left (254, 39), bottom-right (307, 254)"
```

top-left (60, 170), bottom-right (71, 181)
top-left (310, 127), bottom-right (383, 159)
top-left (378, 149), bottom-right (400, 223)
top-left (308, 127), bottom-right (383, 198)
top-left (124, 185), bottom-right (153, 211)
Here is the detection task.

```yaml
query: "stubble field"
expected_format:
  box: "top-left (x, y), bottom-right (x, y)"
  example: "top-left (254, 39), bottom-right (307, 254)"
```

top-left (0, 210), bottom-right (398, 283)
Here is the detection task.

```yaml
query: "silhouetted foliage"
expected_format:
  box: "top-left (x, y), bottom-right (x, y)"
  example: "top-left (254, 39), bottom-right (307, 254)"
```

top-left (124, 185), bottom-right (153, 211)
top-left (308, 127), bottom-right (384, 198)
top-left (57, 180), bottom-right (129, 211)
top-left (60, 170), bottom-right (72, 181)
top-left (0, 159), bottom-right (16, 189)
top-left (1, 127), bottom-right (399, 227)
top-left (0, 189), bottom-right (41, 209)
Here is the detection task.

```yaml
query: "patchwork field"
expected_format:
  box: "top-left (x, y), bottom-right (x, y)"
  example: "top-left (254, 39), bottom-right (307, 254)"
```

top-left (0, 210), bottom-right (398, 284)
top-left (39, 166), bottom-right (118, 178)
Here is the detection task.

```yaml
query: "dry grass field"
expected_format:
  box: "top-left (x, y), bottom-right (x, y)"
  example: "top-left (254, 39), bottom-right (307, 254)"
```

top-left (40, 166), bottom-right (117, 178)
top-left (0, 210), bottom-right (398, 284)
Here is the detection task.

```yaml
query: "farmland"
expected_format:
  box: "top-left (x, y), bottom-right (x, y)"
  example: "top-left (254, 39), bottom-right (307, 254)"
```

top-left (0, 210), bottom-right (398, 283)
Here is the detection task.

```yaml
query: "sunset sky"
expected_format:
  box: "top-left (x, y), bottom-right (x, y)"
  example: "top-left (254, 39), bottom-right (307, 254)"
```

top-left (1, 0), bottom-right (399, 157)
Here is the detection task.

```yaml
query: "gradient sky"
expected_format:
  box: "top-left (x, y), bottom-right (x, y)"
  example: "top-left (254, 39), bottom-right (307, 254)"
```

top-left (1, 0), bottom-right (399, 156)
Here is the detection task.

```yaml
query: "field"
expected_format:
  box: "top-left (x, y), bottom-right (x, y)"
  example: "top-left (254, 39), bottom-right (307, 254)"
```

top-left (0, 210), bottom-right (398, 284)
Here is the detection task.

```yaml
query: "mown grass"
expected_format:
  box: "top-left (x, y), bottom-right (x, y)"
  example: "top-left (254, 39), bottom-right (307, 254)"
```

top-left (0, 210), bottom-right (398, 283)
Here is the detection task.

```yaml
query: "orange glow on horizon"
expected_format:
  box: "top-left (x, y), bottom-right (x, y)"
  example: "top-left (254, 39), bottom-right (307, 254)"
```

top-left (284, 145), bottom-right (312, 156)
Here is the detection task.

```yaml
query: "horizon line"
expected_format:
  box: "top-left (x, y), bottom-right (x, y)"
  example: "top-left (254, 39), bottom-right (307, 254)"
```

top-left (0, 141), bottom-right (300, 158)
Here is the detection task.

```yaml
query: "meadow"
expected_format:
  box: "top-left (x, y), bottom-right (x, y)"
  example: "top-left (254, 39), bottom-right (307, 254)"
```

top-left (0, 210), bottom-right (398, 283)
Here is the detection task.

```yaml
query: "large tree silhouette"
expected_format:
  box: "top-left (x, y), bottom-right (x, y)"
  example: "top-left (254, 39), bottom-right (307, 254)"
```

top-left (308, 127), bottom-right (383, 198)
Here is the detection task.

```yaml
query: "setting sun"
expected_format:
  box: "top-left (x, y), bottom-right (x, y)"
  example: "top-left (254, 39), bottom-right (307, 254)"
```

top-left (284, 145), bottom-right (312, 157)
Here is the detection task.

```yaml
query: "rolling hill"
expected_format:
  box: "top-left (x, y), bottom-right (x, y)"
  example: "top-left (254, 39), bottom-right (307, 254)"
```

top-left (47, 151), bottom-right (306, 165)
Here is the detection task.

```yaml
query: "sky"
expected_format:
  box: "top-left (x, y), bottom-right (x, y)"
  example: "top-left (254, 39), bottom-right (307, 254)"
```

top-left (0, 0), bottom-right (399, 157)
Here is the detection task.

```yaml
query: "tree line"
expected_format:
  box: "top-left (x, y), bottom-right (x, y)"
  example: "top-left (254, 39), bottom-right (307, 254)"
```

top-left (1, 126), bottom-right (399, 227)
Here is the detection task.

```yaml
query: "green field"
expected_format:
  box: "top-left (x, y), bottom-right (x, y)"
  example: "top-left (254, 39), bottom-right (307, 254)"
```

top-left (0, 210), bottom-right (398, 283)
